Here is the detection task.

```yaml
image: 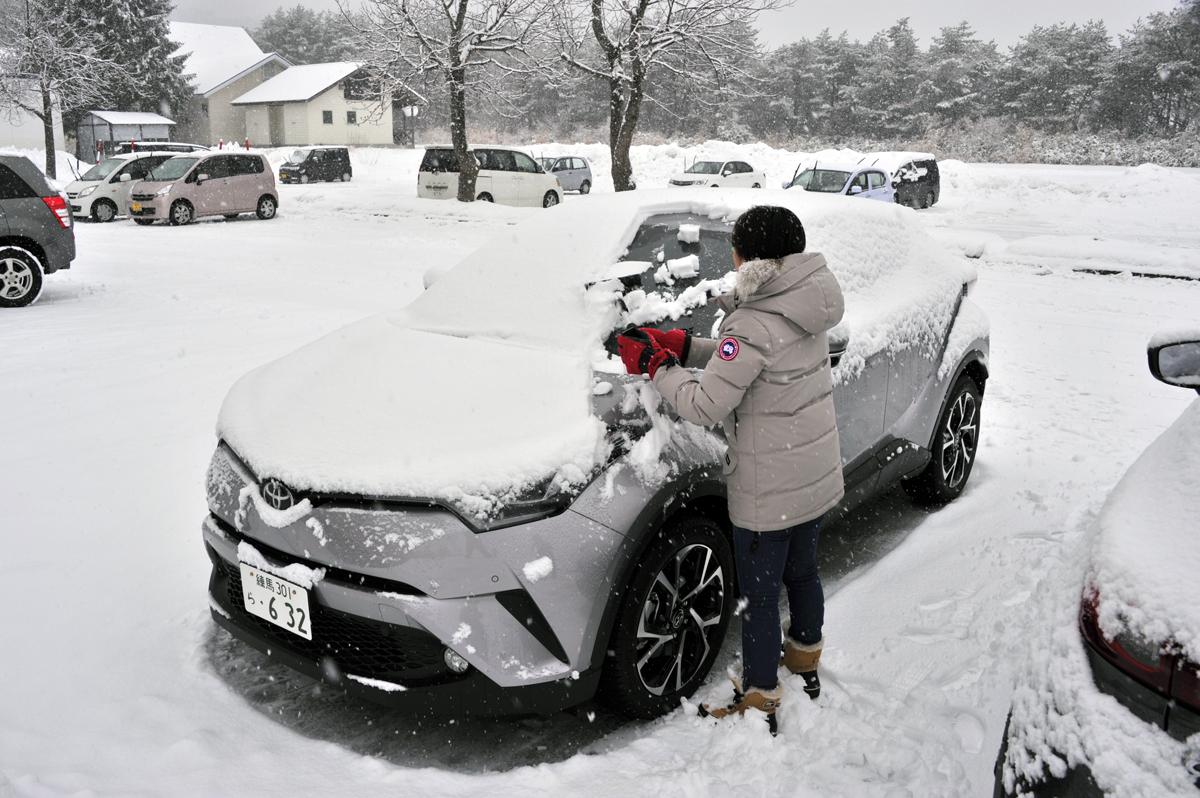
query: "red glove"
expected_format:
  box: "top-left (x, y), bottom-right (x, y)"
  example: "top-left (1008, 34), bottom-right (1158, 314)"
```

top-left (618, 329), bottom-right (678, 378)
top-left (642, 327), bottom-right (691, 364)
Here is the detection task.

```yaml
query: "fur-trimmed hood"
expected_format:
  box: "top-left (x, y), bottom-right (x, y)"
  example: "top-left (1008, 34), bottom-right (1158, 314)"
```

top-left (723, 252), bottom-right (843, 335)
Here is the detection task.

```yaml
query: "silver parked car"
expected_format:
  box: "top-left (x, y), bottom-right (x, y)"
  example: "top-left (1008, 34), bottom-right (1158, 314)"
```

top-left (202, 190), bottom-right (989, 718)
top-left (542, 156), bottom-right (593, 194)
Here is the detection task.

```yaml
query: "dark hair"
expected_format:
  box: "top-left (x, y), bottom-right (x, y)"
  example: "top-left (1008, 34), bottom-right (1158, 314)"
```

top-left (731, 205), bottom-right (806, 261)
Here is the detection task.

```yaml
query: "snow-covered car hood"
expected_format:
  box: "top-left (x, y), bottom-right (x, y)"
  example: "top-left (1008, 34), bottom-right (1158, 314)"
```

top-left (1091, 398), bottom-right (1200, 661)
top-left (218, 189), bottom-right (975, 503)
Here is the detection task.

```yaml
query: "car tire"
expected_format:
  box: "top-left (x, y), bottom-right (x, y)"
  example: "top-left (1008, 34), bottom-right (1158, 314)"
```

top-left (169, 200), bottom-right (194, 226)
top-left (753, 183), bottom-right (762, 188)
top-left (542, 191), bottom-right (560, 208)
top-left (903, 374), bottom-right (982, 505)
top-left (921, 191), bottom-right (933, 209)
top-left (0, 246), bottom-right (44, 308)
top-left (599, 514), bottom-right (735, 719)
top-left (256, 195), bottom-right (277, 220)
top-left (300, 174), bottom-right (309, 184)
top-left (341, 172), bottom-right (351, 182)
top-left (91, 199), bottom-right (118, 223)
top-left (477, 192), bottom-right (493, 203)
top-left (579, 180), bottom-right (591, 195)
top-left (133, 219), bottom-right (155, 226)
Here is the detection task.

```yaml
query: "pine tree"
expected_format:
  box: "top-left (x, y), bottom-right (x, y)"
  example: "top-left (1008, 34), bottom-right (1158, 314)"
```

top-left (853, 19), bottom-right (924, 138)
top-left (254, 5), bottom-right (356, 65)
top-left (66, 0), bottom-right (192, 128)
top-left (999, 22), bottom-right (1111, 132)
top-left (918, 21), bottom-right (1000, 126)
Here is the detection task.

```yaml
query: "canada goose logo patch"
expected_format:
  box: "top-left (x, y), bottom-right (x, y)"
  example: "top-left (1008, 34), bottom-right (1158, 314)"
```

top-left (719, 338), bottom-right (740, 361)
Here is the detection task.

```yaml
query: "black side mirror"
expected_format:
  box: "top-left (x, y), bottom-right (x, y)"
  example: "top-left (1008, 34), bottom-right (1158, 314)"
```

top-left (1149, 333), bottom-right (1200, 393)
top-left (828, 325), bottom-right (849, 369)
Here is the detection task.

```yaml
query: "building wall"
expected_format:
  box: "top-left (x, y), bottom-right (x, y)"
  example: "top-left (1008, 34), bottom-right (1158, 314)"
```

top-left (0, 87), bottom-right (66, 151)
top-left (244, 106), bottom-right (270, 147)
top-left (173, 60), bottom-right (287, 147)
top-left (304, 85), bottom-right (393, 146)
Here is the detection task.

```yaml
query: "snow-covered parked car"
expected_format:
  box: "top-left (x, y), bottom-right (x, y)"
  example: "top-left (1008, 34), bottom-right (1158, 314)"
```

top-left (542, 156), bottom-right (593, 194)
top-left (995, 329), bottom-right (1200, 797)
top-left (669, 160), bottom-right (765, 188)
top-left (201, 189), bottom-right (989, 719)
top-left (860, 152), bottom-right (940, 210)
top-left (785, 162), bottom-right (895, 203)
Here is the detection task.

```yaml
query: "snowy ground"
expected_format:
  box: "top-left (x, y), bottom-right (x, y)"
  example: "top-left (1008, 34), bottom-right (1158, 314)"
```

top-left (2, 145), bottom-right (1199, 797)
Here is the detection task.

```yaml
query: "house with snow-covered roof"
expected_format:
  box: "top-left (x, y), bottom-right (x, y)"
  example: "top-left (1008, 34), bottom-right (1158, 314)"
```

top-left (231, 62), bottom-right (394, 147)
top-left (169, 21), bottom-right (291, 147)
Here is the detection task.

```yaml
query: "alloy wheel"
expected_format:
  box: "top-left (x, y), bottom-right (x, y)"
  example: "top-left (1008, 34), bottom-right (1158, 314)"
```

top-left (94, 201), bottom-right (115, 222)
top-left (634, 543), bottom-right (725, 696)
top-left (940, 391), bottom-right (979, 489)
top-left (0, 257), bottom-right (34, 301)
top-left (543, 191), bottom-right (559, 208)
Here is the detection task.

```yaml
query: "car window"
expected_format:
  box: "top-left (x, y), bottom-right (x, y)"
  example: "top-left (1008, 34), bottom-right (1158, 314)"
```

top-left (201, 156), bottom-right (234, 179)
top-left (229, 155), bottom-right (263, 175)
top-left (420, 149), bottom-right (459, 173)
top-left (599, 213), bottom-right (737, 353)
top-left (80, 158), bottom-right (125, 181)
top-left (513, 152), bottom-right (539, 174)
top-left (867, 171), bottom-right (885, 189)
top-left (576, 158), bottom-right (588, 171)
top-left (0, 163), bottom-right (35, 199)
top-left (552, 158), bottom-right (569, 172)
top-left (851, 172), bottom-right (870, 191)
top-left (121, 158), bottom-right (158, 181)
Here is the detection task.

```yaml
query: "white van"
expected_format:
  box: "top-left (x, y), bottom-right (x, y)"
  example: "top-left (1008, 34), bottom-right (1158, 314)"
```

top-left (65, 152), bottom-right (178, 222)
top-left (418, 147), bottom-right (563, 208)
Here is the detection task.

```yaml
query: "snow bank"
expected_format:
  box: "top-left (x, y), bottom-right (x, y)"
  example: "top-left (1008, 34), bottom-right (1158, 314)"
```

top-left (0, 147), bottom-right (91, 187)
top-left (1090, 400), bottom-right (1200, 661)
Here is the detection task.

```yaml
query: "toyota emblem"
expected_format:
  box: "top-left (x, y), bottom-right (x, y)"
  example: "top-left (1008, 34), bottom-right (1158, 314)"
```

top-left (261, 478), bottom-right (296, 512)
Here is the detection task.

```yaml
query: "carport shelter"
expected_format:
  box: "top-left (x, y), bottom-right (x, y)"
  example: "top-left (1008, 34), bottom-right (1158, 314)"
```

top-left (77, 111), bottom-right (175, 159)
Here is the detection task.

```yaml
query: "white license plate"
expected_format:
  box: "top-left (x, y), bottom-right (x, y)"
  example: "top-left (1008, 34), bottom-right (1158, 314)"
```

top-left (239, 563), bottom-right (312, 640)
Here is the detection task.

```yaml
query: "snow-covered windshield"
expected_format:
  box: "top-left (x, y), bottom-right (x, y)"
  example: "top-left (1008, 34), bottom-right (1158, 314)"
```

top-left (286, 150), bottom-right (309, 165)
top-left (792, 169), bottom-right (851, 193)
top-left (685, 161), bottom-right (723, 175)
top-left (79, 158), bottom-right (124, 181)
top-left (147, 157), bottom-right (198, 182)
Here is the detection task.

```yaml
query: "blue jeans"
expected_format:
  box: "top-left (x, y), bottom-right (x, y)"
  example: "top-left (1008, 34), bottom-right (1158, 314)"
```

top-left (733, 518), bottom-right (823, 690)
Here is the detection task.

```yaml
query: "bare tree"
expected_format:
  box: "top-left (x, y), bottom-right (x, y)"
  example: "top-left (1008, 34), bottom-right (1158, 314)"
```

top-left (559, 0), bottom-right (785, 191)
top-left (346, 0), bottom-right (548, 201)
top-left (0, 0), bottom-right (124, 178)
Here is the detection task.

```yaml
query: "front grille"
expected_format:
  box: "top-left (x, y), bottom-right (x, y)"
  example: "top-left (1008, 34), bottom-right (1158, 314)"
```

top-left (66, 191), bottom-right (79, 199)
top-left (131, 193), bottom-right (156, 201)
top-left (211, 550), bottom-right (453, 685)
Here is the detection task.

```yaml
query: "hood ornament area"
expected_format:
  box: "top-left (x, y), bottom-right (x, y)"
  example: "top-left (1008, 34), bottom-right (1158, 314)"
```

top-left (261, 478), bottom-right (298, 512)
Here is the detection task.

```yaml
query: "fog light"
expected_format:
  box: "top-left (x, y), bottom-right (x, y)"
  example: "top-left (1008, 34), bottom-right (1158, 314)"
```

top-left (444, 648), bottom-right (470, 674)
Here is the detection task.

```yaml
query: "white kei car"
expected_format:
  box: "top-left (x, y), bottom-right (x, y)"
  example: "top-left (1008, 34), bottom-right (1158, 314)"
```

top-left (65, 152), bottom-right (179, 223)
top-left (784, 162), bottom-right (895, 203)
top-left (668, 160), bottom-right (766, 189)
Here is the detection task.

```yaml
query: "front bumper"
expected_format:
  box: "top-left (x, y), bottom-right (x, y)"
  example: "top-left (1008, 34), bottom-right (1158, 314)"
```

top-left (205, 528), bottom-right (600, 716)
top-left (128, 194), bottom-right (168, 219)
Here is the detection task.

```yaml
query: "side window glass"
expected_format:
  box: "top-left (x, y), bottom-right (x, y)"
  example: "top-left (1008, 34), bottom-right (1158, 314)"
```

top-left (553, 158), bottom-right (567, 172)
top-left (208, 157), bottom-right (234, 179)
top-left (0, 164), bottom-right (34, 199)
top-left (867, 172), bottom-right (882, 189)
top-left (312, 151), bottom-right (324, 163)
top-left (574, 158), bottom-right (586, 170)
top-left (852, 172), bottom-right (869, 190)
top-left (125, 160), bottom-right (151, 180)
top-left (513, 152), bottom-right (539, 173)
top-left (492, 151), bottom-right (517, 172)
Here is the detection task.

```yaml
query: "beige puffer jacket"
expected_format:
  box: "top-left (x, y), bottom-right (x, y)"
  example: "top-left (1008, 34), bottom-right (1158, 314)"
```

top-left (654, 252), bottom-right (846, 532)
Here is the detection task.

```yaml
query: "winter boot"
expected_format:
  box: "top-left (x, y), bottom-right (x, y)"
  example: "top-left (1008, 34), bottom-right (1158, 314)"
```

top-left (698, 677), bottom-right (782, 736)
top-left (781, 636), bottom-right (822, 700)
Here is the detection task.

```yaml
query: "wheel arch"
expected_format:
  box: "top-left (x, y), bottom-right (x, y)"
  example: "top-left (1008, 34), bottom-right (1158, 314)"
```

top-left (585, 471), bottom-right (729, 673)
top-left (0, 237), bottom-right (47, 270)
top-left (923, 349), bottom-right (988, 454)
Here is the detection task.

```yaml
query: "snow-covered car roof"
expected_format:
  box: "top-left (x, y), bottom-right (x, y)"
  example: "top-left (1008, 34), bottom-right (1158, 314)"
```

top-left (218, 189), bottom-right (973, 505)
top-left (1091, 399), bottom-right (1200, 661)
top-left (860, 151), bottom-right (938, 175)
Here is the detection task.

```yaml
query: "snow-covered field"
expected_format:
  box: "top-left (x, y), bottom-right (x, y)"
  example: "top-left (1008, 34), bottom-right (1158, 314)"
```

top-left (2, 144), bottom-right (1199, 797)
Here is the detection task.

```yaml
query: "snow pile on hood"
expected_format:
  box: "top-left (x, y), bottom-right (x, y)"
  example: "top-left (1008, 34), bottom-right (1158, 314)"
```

top-left (218, 189), bottom-right (970, 503)
top-left (1090, 399), bottom-right (1200, 661)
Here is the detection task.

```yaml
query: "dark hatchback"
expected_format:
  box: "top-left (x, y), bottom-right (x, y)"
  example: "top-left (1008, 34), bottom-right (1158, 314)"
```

top-left (279, 147), bottom-right (352, 184)
top-left (0, 154), bottom-right (75, 307)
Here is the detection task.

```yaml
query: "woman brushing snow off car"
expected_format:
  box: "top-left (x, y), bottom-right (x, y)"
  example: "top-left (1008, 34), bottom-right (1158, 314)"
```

top-left (617, 206), bottom-right (845, 734)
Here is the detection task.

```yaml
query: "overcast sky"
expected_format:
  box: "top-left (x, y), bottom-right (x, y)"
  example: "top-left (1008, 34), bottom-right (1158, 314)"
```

top-left (170, 0), bottom-right (1182, 47)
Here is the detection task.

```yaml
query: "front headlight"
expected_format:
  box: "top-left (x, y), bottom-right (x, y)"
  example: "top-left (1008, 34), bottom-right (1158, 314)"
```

top-left (78, 185), bottom-right (97, 197)
top-left (155, 185), bottom-right (171, 197)
top-left (448, 473), bottom-right (590, 532)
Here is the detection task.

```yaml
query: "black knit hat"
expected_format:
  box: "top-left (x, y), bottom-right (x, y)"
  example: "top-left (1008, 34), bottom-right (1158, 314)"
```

top-left (731, 205), bottom-right (807, 261)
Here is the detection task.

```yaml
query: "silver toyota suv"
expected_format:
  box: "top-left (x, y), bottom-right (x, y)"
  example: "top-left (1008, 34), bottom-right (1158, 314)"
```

top-left (202, 190), bottom-right (989, 718)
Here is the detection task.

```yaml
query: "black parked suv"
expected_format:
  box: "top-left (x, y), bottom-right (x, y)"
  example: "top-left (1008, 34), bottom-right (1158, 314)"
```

top-left (278, 147), bottom-right (352, 184)
top-left (0, 154), bottom-right (75, 308)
